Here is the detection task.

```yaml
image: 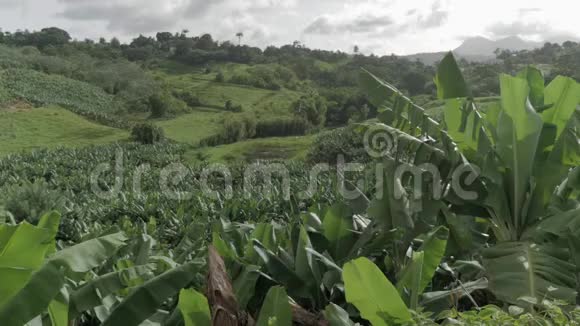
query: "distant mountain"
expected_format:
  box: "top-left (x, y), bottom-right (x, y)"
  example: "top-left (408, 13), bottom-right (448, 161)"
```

top-left (454, 36), bottom-right (541, 57)
top-left (404, 36), bottom-right (543, 65)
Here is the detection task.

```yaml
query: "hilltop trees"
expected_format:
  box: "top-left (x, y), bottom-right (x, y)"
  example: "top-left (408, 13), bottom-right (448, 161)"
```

top-left (292, 94), bottom-right (327, 127)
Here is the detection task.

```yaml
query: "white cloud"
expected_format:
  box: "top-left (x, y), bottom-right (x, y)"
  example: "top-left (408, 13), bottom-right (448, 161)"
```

top-left (0, 0), bottom-right (578, 54)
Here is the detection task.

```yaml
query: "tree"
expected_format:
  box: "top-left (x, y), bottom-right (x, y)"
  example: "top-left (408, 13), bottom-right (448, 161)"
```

top-left (401, 71), bottom-right (427, 96)
top-left (156, 32), bottom-right (173, 43)
top-left (236, 32), bottom-right (244, 45)
top-left (131, 34), bottom-right (155, 48)
top-left (110, 37), bottom-right (121, 48)
top-left (197, 34), bottom-right (215, 50)
top-left (34, 27), bottom-right (71, 48)
top-left (292, 95), bottom-right (327, 127)
top-left (149, 93), bottom-right (170, 118)
top-left (354, 45), bottom-right (359, 54)
top-left (131, 123), bottom-right (165, 144)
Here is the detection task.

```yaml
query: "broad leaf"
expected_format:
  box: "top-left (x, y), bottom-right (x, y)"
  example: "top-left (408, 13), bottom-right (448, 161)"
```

top-left (482, 242), bottom-right (577, 305)
top-left (101, 261), bottom-right (202, 326)
top-left (496, 74), bottom-right (543, 234)
top-left (49, 232), bottom-right (128, 278)
top-left (343, 257), bottom-right (411, 325)
top-left (323, 303), bottom-right (355, 326)
top-left (178, 288), bottom-right (211, 326)
top-left (322, 204), bottom-right (355, 261)
top-left (256, 286), bottom-right (292, 326)
top-left (516, 66), bottom-right (544, 109)
top-left (435, 52), bottom-right (470, 99)
top-left (397, 226), bottom-right (449, 307)
top-left (69, 264), bottom-right (156, 318)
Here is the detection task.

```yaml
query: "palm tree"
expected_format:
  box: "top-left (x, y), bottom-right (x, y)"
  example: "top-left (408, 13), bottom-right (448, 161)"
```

top-left (236, 32), bottom-right (244, 45)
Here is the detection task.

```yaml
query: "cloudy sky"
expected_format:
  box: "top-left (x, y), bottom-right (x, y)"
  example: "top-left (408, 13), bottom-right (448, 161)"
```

top-left (0, 0), bottom-right (578, 55)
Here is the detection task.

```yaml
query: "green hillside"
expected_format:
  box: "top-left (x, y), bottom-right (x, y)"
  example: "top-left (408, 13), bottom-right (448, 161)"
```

top-left (187, 135), bottom-right (315, 162)
top-left (0, 106), bottom-right (127, 156)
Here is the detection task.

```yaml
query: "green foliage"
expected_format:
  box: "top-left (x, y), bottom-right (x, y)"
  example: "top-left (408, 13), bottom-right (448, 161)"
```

top-left (256, 286), bottom-right (292, 326)
top-left (2, 179), bottom-right (65, 224)
top-left (0, 68), bottom-right (127, 128)
top-left (225, 99), bottom-right (243, 112)
top-left (307, 126), bottom-right (369, 164)
top-left (343, 257), bottom-right (412, 325)
top-left (149, 93), bottom-right (170, 118)
top-left (178, 289), bottom-right (211, 326)
top-left (254, 117), bottom-right (309, 138)
top-left (228, 64), bottom-right (299, 91)
top-left (292, 94), bottom-right (327, 127)
top-left (131, 123), bottom-right (165, 144)
top-left (200, 114), bottom-right (256, 146)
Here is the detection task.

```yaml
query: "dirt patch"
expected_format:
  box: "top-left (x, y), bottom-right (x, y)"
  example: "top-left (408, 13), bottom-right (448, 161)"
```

top-left (2, 101), bottom-right (33, 113)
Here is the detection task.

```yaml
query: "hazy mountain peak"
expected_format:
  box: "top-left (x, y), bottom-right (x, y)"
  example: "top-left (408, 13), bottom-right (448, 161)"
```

top-left (454, 35), bottom-right (541, 56)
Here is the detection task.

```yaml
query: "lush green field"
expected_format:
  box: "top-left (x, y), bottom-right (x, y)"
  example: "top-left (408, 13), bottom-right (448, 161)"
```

top-left (0, 106), bottom-right (127, 156)
top-left (154, 107), bottom-right (224, 145)
top-left (154, 62), bottom-right (301, 119)
top-left (187, 135), bottom-right (315, 162)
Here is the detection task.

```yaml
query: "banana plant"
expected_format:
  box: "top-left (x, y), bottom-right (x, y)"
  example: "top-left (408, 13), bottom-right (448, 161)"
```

top-left (361, 52), bottom-right (580, 307)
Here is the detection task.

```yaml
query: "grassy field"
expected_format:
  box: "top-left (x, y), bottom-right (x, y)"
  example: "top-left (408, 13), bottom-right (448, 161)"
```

top-left (185, 135), bottom-right (315, 163)
top-left (154, 107), bottom-right (224, 145)
top-left (154, 61), bottom-right (301, 119)
top-left (0, 106), bottom-right (127, 156)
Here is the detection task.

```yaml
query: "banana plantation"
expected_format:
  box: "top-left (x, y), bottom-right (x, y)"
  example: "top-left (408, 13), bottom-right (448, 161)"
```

top-left (1, 53), bottom-right (579, 325)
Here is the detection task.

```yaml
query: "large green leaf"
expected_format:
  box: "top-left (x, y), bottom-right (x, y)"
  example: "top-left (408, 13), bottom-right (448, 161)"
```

top-left (434, 52), bottom-right (470, 99)
top-left (323, 303), bottom-right (355, 326)
top-left (0, 222), bottom-right (54, 307)
top-left (252, 240), bottom-right (308, 299)
top-left (421, 278), bottom-right (488, 312)
top-left (397, 227), bottom-right (449, 307)
top-left (367, 164), bottom-right (413, 231)
top-left (101, 261), bottom-right (202, 326)
top-left (542, 76), bottom-right (580, 138)
top-left (0, 226), bottom-right (129, 325)
top-left (256, 286), bottom-right (292, 326)
top-left (482, 242), bottom-right (577, 305)
top-left (295, 225), bottom-right (322, 304)
top-left (48, 287), bottom-right (69, 326)
top-left (343, 257), bottom-right (411, 325)
top-left (49, 232), bottom-right (128, 278)
top-left (359, 69), bottom-right (458, 159)
top-left (69, 264), bottom-right (156, 318)
top-left (178, 288), bottom-right (211, 326)
top-left (0, 261), bottom-right (64, 325)
top-left (233, 265), bottom-right (261, 310)
top-left (495, 74), bottom-right (543, 235)
top-left (322, 204), bottom-right (355, 261)
top-left (516, 66), bottom-right (544, 109)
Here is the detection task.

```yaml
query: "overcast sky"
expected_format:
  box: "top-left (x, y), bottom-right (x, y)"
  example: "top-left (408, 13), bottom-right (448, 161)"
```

top-left (0, 0), bottom-right (578, 55)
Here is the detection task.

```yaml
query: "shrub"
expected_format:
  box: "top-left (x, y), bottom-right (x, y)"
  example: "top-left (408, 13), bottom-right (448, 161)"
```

top-left (131, 123), bottom-right (165, 144)
top-left (292, 94), bottom-right (327, 127)
top-left (149, 93), bottom-right (170, 118)
top-left (172, 90), bottom-right (202, 107)
top-left (215, 71), bottom-right (225, 82)
top-left (306, 126), bottom-right (369, 164)
top-left (200, 114), bottom-right (256, 146)
top-left (225, 100), bottom-right (243, 112)
top-left (255, 118), bottom-right (309, 138)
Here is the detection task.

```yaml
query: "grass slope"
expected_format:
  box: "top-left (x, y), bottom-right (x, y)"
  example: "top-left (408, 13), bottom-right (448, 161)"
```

top-left (0, 106), bottom-right (127, 156)
top-left (0, 69), bottom-right (116, 114)
top-left (154, 107), bottom-right (223, 145)
top-left (186, 135), bottom-right (315, 163)
top-left (154, 62), bottom-right (301, 118)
